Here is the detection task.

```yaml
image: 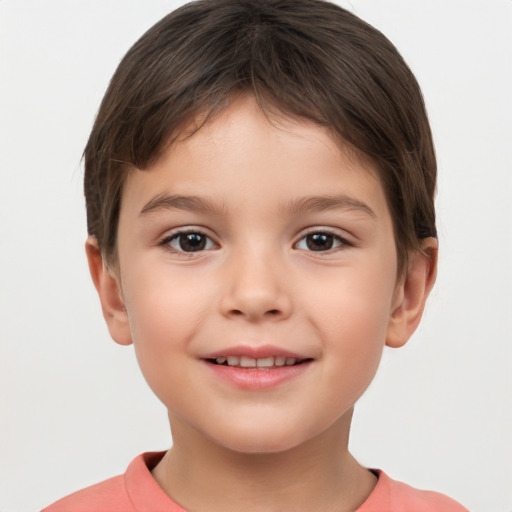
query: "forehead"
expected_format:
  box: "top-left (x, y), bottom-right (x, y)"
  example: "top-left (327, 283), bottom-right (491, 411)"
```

top-left (121, 95), bottom-right (389, 222)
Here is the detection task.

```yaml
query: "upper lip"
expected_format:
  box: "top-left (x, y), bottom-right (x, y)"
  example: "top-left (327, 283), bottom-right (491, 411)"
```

top-left (201, 344), bottom-right (311, 360)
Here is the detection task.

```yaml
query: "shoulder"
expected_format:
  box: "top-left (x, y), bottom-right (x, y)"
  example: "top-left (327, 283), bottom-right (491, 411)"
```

top-left (41, 473), bottom-right (131, 512)
top-left (41, 452), bottom-right (173, 512)
top-left (358, 470), bottom-right (470, 512)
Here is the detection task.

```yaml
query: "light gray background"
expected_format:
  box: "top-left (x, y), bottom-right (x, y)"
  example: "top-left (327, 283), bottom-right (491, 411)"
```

top-left (1, 1), bottom-right (511, 511)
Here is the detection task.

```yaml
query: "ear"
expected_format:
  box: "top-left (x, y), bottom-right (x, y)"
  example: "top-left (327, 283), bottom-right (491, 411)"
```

top-left (386, 238), bottom-right (438, 348)
top-left (85, 237), bottom-right (133, 346)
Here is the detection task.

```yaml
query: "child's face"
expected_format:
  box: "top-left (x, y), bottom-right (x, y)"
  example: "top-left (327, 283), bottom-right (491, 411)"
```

top-left (113, 94), bottom-right (403, 453)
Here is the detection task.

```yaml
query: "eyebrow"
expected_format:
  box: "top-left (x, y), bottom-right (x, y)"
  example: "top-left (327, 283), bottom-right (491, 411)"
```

top-left (284, 194), bottom-right (376, 218)
top-left (140, 194), bottom-right (228, 216)
top-left (139, 193), bottom-right (375, 218)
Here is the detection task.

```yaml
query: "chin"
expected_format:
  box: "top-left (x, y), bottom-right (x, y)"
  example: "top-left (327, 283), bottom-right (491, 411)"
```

top-left (206, 420), bottom-right (317, 455)
top-left (221, 436), bottom-right (301, 455)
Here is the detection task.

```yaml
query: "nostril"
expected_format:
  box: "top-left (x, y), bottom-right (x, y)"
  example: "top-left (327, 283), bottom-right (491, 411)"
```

top-left (266, 309), bottom-right (280, 315)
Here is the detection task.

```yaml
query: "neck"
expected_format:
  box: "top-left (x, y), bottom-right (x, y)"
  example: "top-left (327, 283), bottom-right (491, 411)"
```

top-left (152, 409), bottom-right (377, 512)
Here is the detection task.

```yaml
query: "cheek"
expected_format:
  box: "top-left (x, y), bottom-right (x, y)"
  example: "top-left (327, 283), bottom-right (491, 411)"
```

top-left (121, 270), bottom-right (209, 396)
top-left (304, 265), bottom-right (395, 388)
top-left (307, 261), bottom-right (395, 340)
top-left (123, 262), bottom-right (209, 340)
top-left (321, 297), bottom-right (387, 383)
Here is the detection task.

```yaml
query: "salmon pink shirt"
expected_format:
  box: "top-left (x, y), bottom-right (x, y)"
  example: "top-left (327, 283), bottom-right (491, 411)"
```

top-left (42, 452), bottom-right (469, 512)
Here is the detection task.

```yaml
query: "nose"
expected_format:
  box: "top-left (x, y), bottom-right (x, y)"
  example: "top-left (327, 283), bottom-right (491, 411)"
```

top-left (219, 247), bottom-right (293, 322)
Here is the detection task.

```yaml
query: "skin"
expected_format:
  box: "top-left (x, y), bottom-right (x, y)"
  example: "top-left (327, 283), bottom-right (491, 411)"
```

top-left (87, 94), bottom-right (437, 512)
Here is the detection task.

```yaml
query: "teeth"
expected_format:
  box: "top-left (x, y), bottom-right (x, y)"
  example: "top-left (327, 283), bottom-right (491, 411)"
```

top-left (240, 356), bottom-right (256, 367)
top-left (256, 357), bottom-right (274, 368)
top-left (214, 356), bottom-right (302, 368)
top-left (226, 356), bottom-right (240, 366)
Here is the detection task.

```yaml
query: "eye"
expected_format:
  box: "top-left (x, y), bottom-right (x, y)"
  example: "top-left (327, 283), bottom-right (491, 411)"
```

top-left (163, 231), bottom-right (216, 253)
top-left (295, 232), bottom-right (346, 252)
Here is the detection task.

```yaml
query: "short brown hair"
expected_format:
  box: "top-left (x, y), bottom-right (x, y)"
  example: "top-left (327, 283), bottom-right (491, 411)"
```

top-left (84, 0), bottom-right (437, 270)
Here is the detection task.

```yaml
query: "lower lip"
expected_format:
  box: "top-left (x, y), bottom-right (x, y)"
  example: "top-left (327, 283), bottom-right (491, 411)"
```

top-left (204, 361), bottom-right (311, 390)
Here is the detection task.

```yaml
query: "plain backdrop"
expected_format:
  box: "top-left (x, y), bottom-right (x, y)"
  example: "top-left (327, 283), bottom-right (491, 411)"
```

top-left (1, 1), bottom-right (511, 511)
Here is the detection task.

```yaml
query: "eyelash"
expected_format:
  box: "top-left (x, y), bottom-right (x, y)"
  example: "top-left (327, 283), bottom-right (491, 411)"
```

top-left (295, 230), bottom-right (351, 253)
top-left (159, 229), bottom-right (352, 255)
top-left (159, 229), bottom-right (217, 254)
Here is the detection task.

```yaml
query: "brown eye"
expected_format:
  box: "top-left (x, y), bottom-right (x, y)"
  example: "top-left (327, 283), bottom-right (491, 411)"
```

top-left (306, 233), bottom-right (334, 251)
top-left (296, 232), bottom-right (345, 252)
top-left (167, 232), bottom-right (214, 252)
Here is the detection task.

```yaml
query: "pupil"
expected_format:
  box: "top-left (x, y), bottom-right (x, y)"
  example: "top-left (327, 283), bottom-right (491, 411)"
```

top-left (180, 233), bottom-right (205, 252)
top-left (307, 233), bottom-right (333, 251)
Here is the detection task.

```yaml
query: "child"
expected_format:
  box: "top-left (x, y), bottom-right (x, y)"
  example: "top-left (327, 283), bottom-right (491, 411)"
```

top-left (43, 0), bottom-right (469, 510)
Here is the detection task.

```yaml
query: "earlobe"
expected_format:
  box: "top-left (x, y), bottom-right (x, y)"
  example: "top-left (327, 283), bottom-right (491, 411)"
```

top-left (85, 237), bottom-right (133, 346)
top-left (386, 238), bottom-right (438, 348)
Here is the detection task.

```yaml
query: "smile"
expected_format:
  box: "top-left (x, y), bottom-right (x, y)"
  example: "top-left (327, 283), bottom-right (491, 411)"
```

top-left (207, 356), bottom-right (308, 368)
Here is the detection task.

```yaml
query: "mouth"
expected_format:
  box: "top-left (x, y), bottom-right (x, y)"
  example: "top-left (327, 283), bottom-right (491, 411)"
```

top-left (202, 347), bottom-right (313, 389)
top-left (205, 356), bottom-right (312, 369)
